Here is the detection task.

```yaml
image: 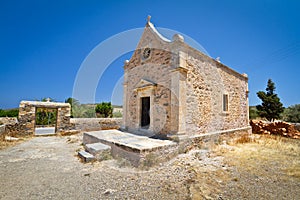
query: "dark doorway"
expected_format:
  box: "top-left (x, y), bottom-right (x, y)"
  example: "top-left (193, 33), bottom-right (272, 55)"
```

top-left (141, 97), bottom-right (150, 129)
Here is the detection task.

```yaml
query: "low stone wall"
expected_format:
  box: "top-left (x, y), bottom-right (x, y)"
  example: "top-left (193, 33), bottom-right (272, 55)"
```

top-left (4, 123), bottom-right (27, 137)
top-left (0, 117), bottom-right (21, 137)
top-left (0, 117), bottom-right (18, 125)
top-left (177, 126), bottom-right (252, 153)
top-left (292, 123), bottom-right (300, 132)
top-left (250, 120), bottom-right (300, 139)
top-left (70, 118), bottom-right (122, 132)
top-left (0, 125), bottom-right (5, 137)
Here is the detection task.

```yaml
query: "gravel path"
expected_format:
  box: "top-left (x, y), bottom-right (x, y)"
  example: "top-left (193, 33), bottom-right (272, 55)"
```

top-left (0, 136), bottom-right (193, 200)
top-left (0, 135), bottom-right (299, 199)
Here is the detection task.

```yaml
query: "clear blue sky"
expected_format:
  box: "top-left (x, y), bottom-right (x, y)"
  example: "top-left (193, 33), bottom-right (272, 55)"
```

top-left (1, 0), bottom-right (299, 109)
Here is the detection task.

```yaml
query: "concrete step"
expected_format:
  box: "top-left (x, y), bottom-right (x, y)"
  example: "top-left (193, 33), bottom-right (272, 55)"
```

top-left (85, 143), bottom-right (111, 161)
top-left (78, 150), bottom-right (95, 163)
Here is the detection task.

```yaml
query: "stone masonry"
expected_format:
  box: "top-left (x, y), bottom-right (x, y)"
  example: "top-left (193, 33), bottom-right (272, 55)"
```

top-left (70, 118), bottom-right (122, 132)
top-left (122, 17), bottom-right (251, 138)
top-left (18, 101), bottom-right (71, 135)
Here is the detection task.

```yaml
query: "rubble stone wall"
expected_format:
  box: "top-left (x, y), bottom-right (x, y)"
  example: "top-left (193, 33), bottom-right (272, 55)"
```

top-left (4, 123), bottom-right (26, 137)
top-left (0, 117), bottom-right (18, 125)
top-left (185, 50), bottom-right (249, 136)
top-left (250, 120), bottom-right (300, 139)
top-left (71, 118), bottom-right (122, 132)
top-left (18, 101), bottom-right (71, 135)
top-left (0, 125), bottom-right (5, 136)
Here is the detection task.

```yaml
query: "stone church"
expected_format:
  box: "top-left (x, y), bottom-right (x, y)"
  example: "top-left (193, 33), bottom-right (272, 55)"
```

top-left (122, 17), bottom-right (250, 138)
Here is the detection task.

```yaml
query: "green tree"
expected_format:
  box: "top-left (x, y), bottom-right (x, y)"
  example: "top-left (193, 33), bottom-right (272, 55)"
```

top-left (65, 97), bottom-right (80, 107)
top-left (95, 102), bottom-right (113, 118)
top-left (249, 106), bottom-right (259, 120)
top-left (256, 79), bottom-right (284, 121)
top-left (65, 97), bottom-right (80, 118)
top-left (282, 104), bottom-right (300, 123)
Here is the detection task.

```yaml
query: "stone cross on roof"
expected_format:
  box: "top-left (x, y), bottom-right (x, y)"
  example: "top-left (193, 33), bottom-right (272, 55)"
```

top-left (147, 15), bottom-right (151, 22)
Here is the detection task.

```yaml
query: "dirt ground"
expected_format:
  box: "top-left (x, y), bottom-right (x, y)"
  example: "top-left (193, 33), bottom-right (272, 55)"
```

top-left (0, 134), bottom-right (299, 200)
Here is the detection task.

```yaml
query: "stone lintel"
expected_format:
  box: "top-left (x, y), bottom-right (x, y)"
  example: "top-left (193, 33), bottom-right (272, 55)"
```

top-left (20, 101), bottom-right (70, 108)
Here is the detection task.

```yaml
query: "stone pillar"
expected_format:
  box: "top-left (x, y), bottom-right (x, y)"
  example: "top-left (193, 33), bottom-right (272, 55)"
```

top-left (18, 101), bottom-right (36, 135)
top-left (171, 68), bottom-right (187, 135)
top-left (56, 108), bottom-right (62, 131)
top-left (171, 51), bottom-right (188, 135)
top-left (56, 106), bottom-right (71, 131)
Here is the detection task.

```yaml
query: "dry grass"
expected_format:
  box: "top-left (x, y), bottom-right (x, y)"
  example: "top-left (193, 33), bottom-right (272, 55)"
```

top-left (234, 133), bottom-right (255, 144)
top-left (225, 134), bottom-right (300, 179)
top-left (0, 135), bottom-right (32, 150)
top-left (187, 134), bottom-right (300, 199)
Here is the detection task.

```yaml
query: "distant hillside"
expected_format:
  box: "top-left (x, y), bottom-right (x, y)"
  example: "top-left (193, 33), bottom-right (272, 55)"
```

top-left (83, 104), bottom-right (122, 108)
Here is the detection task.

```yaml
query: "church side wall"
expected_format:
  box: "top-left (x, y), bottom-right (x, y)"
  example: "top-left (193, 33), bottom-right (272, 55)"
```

top-left (185, 53), bottom-right (249, 136)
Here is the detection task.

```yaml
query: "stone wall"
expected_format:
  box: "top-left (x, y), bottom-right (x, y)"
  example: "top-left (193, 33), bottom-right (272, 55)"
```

top-left (4, 123), bottom-right (27, 137)
top-left (18, 101), bottom-right (71, 135)
top-left (185, 48), bottom-right (249, 136)
top-left (250, 120), bottom-right (300, 139)
top-left (293, 123), bottom-right (300, 132)
top-left (0, 125), bottom-right (5, 137)
top-left (71, 118), bottom-right (122, 132)
top-left (0, 117), bottom-right (26, 137)
top-left (0, 117), bottom-right (18, 125)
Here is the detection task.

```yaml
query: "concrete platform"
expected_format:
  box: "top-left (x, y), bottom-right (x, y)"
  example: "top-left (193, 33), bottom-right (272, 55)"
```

top-left (83, 130), bottom-right (176, 153)
top-left (83, 130), bottom-right (178, 166)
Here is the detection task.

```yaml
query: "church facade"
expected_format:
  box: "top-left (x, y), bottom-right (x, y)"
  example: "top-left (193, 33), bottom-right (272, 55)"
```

top-left (122, 17), bottom-right (251, 138)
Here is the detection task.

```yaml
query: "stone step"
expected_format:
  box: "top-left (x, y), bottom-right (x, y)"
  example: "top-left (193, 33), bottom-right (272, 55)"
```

top-left (78, 150), bottom-right (95, 163)
top-left (85, 142), bottom-right (111, 154)
top-left (85, 143), bottom-right (111, 161)
top-left (35, 127), bottom-right (56, 136)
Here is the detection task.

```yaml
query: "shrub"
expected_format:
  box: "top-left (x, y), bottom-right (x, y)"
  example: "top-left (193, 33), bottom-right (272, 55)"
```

top-left (95, 102), bottom-right (113, 118)
top-left (282, 104), bottom-right (300, 123)
top-left (0, 108), bottom-right (19, 117)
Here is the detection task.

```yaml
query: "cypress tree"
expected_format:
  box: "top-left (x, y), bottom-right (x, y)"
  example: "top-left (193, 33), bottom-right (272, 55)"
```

top-left (256, 79), bottom-right (284, 121)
